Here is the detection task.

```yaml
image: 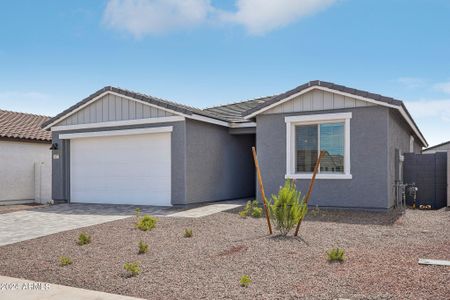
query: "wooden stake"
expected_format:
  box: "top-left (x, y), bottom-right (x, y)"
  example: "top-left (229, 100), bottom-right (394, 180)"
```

top-left (252, 146), bottom-right (273, 235)
top-left (294, 151), bottom-right (325, 236)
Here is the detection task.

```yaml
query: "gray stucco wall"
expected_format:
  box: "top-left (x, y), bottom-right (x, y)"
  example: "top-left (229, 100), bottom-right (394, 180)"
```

top-left (256, 106), bottom-right (390, 209)
top-left (51, 121), bottom-right (187, 205)
top-left (387, 110), bottom-right (422, 207)
top-left (185, 119), bottom-right (255, 203)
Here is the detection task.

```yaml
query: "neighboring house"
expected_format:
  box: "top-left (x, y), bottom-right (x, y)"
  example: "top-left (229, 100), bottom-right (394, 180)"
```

top-left (42, 80), bottom-right (427, 209)
top-left (0, 109), bottom-right (52, 204)
top-left (422, 140), bottom-right (450, 154)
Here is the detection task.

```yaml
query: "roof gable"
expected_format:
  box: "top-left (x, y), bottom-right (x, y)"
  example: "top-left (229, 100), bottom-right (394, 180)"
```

top-left (55, 93), bottom-right (175, 127)
top-left (262, 89), bottom-right (374, 115)
top-left (42, 86), bottom-right (230, 130)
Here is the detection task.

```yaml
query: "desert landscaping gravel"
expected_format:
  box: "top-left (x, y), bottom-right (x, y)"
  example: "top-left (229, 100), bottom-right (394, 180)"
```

top-left (0, 208), bottom-right (449, 299)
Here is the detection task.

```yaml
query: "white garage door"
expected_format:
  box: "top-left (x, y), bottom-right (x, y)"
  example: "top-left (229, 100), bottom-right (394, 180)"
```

top-left (70, 130), bottom-right (171, 206)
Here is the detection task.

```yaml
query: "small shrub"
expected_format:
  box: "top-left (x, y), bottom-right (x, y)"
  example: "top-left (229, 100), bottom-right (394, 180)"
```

top-left (239, 210), bottom-right (248, 218)
top-left (123, 261), bottom-right (141, 277)
top-left (135, 208), bottom-right (141, 218)
top-left (77, 232), bottom-right (91, 245)
top-left (138, 241), bottom-right (148, 254)
top-left (268, 180), bottom-right (307, 236)
top-left (183, 228), bottom-right (193, 238)
top-left (327, 248), bottom-right (345, 262)
top-left (136, 215), bottom-right (157, 231)
top-left (311, 205), bottom-right (320, 217)
top-left (59, 256), bottom-right (72, 266)
top-left (239, 275), bottom-right (252, 287)
top-left (251, 207), bottom-right (262, 218)
top-left (240, 200), bottom-right (263, 218)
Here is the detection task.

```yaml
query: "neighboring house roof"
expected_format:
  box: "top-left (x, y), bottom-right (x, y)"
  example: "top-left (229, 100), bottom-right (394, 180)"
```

top-left (423, 140), bottom-right (450, 152)
top-left (0, 109), bottom-right (51, 142)
top-left (204, 96), bottom-right (274, 123)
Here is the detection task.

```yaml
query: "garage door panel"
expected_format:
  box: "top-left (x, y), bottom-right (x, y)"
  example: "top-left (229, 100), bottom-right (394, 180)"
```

top-left (70, 132), bottom-right (171, 206)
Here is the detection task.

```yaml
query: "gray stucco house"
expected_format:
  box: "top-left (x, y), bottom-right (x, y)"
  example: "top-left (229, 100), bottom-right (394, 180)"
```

top-left (42, 80), bottom-right (427, 209)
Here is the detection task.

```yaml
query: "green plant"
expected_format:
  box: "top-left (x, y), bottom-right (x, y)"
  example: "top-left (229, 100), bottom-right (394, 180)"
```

top-left (240, 200), bottom-right (263, 218)
top-left (268, 180), bottom-right (307, 236)
top-left (327, 248), bottom-right (345, 262)
top-left (311, 205), bottom-right (320, 217)
top-left (135, 207), bottom-right (141, 218)
top-left (138, 241), bottom-right (148, 254)
top-left (59, 256), bottom-right (72, 266)
top-left (136, 215), bottom-right (157, 231)
top-left (183, 228), bottom-right (193, 238)
top-left (77, 232), bottom-right (91, 245)
top-left (239, 275), bottom-right (252, 287)
top-left (123, 261), bottom-right (141, 277)
top-left (251, 207), bottom-right (262, 218)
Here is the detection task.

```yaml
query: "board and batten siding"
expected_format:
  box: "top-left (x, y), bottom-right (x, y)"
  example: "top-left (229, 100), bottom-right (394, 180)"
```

top-left (263, 89), bottom-right (374, 114)
top-left (59, 93), bottom-right (175, 126)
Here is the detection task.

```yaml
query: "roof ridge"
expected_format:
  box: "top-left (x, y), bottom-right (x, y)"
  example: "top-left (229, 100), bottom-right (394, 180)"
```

top-left (204, 95), bottom-right (275, 110)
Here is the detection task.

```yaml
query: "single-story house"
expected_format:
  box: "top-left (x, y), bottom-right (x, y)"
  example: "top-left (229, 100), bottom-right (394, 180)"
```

top-left (42, 80), bottom-right (428, 209)
top-left (422, 140), bottom-right (450, 154)
top-left (0, 109), bottom-right (52, 204)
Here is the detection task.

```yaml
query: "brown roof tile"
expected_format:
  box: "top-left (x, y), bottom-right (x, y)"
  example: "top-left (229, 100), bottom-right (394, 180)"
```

top-left (0, 109), bottom-right (51, 142)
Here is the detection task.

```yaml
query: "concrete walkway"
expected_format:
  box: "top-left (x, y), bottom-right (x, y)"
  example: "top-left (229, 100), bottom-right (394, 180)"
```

top-left (168, 203), bottom-right (243, 218)
top-left (0, 275), bottom-right (143, 300)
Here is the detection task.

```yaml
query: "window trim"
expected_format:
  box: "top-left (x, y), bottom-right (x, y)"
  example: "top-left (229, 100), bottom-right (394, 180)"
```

top-left (285, 112), bottom-right (352, 180)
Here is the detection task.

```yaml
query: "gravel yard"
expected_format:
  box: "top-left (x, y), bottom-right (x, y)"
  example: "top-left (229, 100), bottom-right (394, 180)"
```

top-left (0, 208), bottom-right (449, 299)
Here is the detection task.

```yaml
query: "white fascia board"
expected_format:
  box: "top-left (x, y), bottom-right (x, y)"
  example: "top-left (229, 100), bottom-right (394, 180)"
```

top-left (59, 126), bottom-right (173, 140)
top-left (51, 116), bottom-right (185, 132)
top-left (188, 114), bottom-right (229, 127)
top-left (229, 122), bottom-right (257, 128)
top-left (398, 107), bottom-right (428, 147)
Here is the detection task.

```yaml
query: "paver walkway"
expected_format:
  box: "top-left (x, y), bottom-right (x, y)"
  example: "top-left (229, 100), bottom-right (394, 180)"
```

top-left (0, 201), bottom-right (245, 246)
top-left (0, 203), bottom-right (177, 247)
top-left (0, 275), bottom-right (143, 300)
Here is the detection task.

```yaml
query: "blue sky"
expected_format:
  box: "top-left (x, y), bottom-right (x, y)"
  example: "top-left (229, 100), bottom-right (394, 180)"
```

top-left (0, 0), bottom-right (449, 146)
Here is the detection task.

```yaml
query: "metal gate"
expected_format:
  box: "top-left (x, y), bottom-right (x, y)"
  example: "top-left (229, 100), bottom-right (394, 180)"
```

top-left (403, 152), bottom-right (448, 209)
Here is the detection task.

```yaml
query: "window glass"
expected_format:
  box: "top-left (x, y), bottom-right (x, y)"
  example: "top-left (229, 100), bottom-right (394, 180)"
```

top-left (295, 125), bottom-right (318, 172)
top-left (320, 122), bottom-right (344, 173)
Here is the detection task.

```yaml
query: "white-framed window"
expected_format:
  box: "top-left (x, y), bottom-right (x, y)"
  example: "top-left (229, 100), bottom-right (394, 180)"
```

top-left (285, 112), bottom-right (352, 179)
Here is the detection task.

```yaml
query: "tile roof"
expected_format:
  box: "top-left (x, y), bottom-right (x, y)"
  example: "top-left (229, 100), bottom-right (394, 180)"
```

top-left (204, 96), bottom-right (274, 122)
top-left (0, 109), bottom-right (51, 142)
top-left (40, 81), bottom-right (426, 146)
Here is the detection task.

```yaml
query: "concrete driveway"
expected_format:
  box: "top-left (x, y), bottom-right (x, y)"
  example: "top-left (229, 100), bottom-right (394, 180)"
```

top-left (0, 204), bottom-right (178, 247)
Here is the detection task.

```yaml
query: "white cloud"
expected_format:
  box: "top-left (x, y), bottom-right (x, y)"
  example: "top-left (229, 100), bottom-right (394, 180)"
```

top-left (102, 0), bottom-right (336, 37)
top-left (406, 99), bottom-right (450, 122)
top-left (433, 81), bottom-right (450, 94)
top-left (220, 0), bottom-right (336, 35)
top-left (103, 0), bottom-right (213, 37)
top-left (395, 77), bottom-right (427, 89)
